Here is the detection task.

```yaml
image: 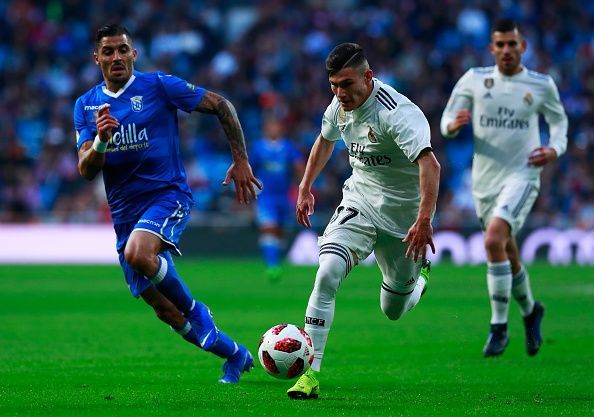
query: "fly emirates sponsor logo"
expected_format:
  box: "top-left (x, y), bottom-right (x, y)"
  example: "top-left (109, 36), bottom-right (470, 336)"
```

top-left (107, 123), bottom-right (149, 152)
top-left (348, 143), bottom-right (392, 167)
top-left (479, 106), bottom-right (529, 130)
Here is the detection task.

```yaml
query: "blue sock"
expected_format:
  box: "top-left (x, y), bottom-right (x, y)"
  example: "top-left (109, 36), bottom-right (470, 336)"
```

top-left (147, 252), bottom-right (194, 315)
top-left (171, 321), bottom-right (239, 359)
top-left (171, 320), bottom-right (200, 347)
top-left (260, 235), bottom-right (281, 267)
top-left (210, 331), bottom-right (240, 359)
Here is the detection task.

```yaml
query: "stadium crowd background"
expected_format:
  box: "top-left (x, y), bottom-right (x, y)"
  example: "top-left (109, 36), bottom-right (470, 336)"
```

top-left (1, 0), bottom-right (592, 232)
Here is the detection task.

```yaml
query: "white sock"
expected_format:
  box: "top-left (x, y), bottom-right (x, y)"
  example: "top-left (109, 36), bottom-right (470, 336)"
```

top-left (512, 265), bottom-right (535, 316)
top-left (380, 271), bottom-right (426, 320)
top-left (305, 246), bottom-right (353, 372)
top-left (487, 261), bottom-right (512, 324)
top-left (406, 277), bottom-right (426, 312)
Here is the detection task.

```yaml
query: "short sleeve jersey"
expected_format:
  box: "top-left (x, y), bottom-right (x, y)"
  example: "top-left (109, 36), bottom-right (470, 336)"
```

top-left (321, 78), bottom-right (431, 237)
top-left (440, 66), bottom-right (568, 200)
top-left (73, 71), bottom-right (205, 223)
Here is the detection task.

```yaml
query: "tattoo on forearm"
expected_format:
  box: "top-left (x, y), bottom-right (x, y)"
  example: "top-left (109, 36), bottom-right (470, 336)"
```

top-left (216, 99), bottom-right (247, 160)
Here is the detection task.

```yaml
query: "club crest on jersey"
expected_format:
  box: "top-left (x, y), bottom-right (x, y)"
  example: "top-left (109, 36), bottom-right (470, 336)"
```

top-left (130, 96), bottom-right (143, 112)
top-left (484, 78), bottom-right (494, 89)
top-left (186, 82), bottom-right (196, 92)
top-left (523, 92), bottom-right (533, 105)
top-left (367, 127), bottom-right (377, 143)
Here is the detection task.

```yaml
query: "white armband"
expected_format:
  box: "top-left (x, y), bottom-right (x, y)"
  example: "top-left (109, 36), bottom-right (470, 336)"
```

top-left (92, 135), bottom-right (108, 153)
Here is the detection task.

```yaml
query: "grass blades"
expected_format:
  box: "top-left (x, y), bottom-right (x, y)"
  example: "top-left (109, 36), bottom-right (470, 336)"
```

top-left (0, 262), bottom-right (592, 416)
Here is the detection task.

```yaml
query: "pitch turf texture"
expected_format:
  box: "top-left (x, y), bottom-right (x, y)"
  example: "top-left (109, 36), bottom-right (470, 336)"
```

top-left (1, 262), bottom-right (592, 416)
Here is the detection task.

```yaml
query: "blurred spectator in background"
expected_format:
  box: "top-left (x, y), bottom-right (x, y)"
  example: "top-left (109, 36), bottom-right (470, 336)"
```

top-left (250, 116), bottom-right (304, 280)
top-left (0, 0), bottom-right (592, 233)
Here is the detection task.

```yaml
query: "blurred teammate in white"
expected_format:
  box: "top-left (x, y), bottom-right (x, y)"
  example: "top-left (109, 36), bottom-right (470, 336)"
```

top-left (288, 43), bottom-right (440, 399)
top-left (440, 19), bottom-right (568, 357)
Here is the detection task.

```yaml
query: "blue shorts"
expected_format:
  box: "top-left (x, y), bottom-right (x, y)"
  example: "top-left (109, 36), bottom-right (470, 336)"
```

top-left (114, 192), bottom-right (192, 298)
top-left (256, 193), bottom-right (292, 227)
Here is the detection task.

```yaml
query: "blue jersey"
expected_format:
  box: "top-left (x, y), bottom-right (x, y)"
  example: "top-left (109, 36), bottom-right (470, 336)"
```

top-left (74, 71), bottom-right (205, 223)
top-left (250, 138), bottom-right (302, 195)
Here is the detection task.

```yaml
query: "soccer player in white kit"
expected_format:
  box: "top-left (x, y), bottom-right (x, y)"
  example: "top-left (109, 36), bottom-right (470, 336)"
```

top-left (287, 43), bottom-right (441, 399)
top-left (440, 19), bottom-right (568, 357)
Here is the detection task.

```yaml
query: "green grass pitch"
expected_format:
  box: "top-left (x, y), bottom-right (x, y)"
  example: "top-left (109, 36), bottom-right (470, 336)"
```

top-left (1, 261), bottom-right (592, 416)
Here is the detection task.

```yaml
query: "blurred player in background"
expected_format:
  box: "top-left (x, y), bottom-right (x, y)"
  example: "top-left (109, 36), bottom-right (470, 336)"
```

top-left (74, 24), bottom-right (262, 383)
top-left (288, 43), bottom-right (440, 399)
top-left (440, 19), bottom-right (568, 357)
top-left (250, 117), bottom-right (304, 281)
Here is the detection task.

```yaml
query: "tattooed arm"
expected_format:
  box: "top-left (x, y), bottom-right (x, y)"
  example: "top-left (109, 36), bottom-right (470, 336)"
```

top-left (195, 90), bottom-right (262, 203)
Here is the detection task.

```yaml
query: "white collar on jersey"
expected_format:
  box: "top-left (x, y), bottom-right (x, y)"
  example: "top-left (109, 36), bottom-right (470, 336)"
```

top-left (102, 74), bottom-right (136, 98)
top-left (495, 65), bottom-right (526, 81)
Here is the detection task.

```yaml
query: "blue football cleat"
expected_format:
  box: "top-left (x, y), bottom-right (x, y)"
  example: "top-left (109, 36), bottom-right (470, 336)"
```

top-left (483, 323), bottom-right (509, 357)
top-left (218, 345), bottom-right (254, 384)
top-left (523, 301), bottom-right (545, 356)
top-left (186, 301), bottom-right (219, 351)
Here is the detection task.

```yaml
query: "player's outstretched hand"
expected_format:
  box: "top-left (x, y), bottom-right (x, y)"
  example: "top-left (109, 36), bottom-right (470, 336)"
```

top-left (95, 104), bottom-right (119, 142)
top-left (403, 217), bottom-right (435, 262)
top-left (528, 146), bottom-right (557, 167)
top-left (223, 159), bottom-right (262, 204)
top-left (296, 188), bottom-right (315, 228)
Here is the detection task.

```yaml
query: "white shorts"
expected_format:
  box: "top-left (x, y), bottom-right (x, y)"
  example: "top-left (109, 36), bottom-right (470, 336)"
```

top-left (319, 203), bottom-right (422, 294)
top-left (474, 176), bottom-right (540, 235)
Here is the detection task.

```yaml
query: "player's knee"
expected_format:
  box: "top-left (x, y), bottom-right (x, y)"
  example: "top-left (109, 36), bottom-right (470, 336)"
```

top-left (313, 255), bottom-right (348, 300)
top-left (380, 291), bottom-right (408, 321)
top-left (484, 234), bottom-right (506, 255)
top-left (381, 303), bottom-right (407, 321)
top-left (124, 245), bottom-right (150, 272)
top-left (312, 268), bottom-right (340, 300)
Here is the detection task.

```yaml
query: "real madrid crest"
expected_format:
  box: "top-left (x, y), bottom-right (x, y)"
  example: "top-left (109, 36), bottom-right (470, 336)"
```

top-left (484, 78), bottom-right (494, 89)
top-left (368, 127), bottom-right (377, 143)
top-left (523, 92), bottom-right (533, 105)
top-left (130, 95), bottom-right (143, 112)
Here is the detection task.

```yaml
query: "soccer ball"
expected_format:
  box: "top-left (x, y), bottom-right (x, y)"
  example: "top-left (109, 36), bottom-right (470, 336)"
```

top-left (258, 324), bottom-right (315, 379)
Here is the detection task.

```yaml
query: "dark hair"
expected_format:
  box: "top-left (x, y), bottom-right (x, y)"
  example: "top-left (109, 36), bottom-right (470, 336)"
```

top-left (325, 43), bottom-right (367, 76)
top-left (95, 24), bottom-right (132, 50)
top-left (492, 18), bottom-right (520, 34)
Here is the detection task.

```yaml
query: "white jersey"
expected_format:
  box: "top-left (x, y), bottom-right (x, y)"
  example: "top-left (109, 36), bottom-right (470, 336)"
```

top-left (322, 78), bottom-right (431, 237)
top-left (440, 66), bottom-right (568, 200)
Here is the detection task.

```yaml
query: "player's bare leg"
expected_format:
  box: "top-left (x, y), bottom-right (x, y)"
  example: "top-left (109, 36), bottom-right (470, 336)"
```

top-left (124, 230), bottom-right (163, 278)
top-left (140, 286), bottom-right (226, 352)
top-left (140, 286), bottom-right (185, 328)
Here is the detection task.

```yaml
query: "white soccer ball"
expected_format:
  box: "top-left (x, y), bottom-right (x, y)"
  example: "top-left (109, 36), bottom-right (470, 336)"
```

top-left (258, 323), bottom-right (315, 379)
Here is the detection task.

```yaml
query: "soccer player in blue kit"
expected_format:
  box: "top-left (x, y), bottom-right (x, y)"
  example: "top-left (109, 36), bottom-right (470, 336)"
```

top-left (250, 118), bottom-right (304, 280)
top-left (74, 24), bottom-right (262, 383)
